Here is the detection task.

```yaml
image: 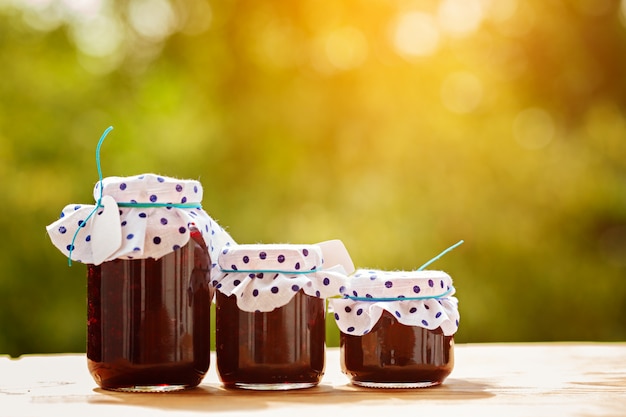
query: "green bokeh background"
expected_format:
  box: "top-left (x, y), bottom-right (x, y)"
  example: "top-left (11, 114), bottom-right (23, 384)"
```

top-left (1, 0), bottom-right (625, 357)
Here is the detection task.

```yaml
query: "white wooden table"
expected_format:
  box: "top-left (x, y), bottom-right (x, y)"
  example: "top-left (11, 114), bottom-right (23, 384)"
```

top-left (1, 343), bottom-right (624, 417)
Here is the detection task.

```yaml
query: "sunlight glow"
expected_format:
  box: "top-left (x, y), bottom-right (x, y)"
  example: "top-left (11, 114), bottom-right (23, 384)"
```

top-left (484, 0), bottom-right (518, 23)
top-left (61, 0), bottom-right (102, 18)
top-left (513, 108), bottom-right (555, 150)
top-left (494, 1), bottom-right (535, 36)
top-left (440, 72), bottom-right (484, 114)
top-left (437, 0), bottom-right (484, 38)
top-left (128, 0), bottom-right (177, 41)
top-left (325, 27), bottom-right (369, 70)
top-left (392, 12), bottom-right (440, 57)
top-left (71, 13), bottom-right (122, 58)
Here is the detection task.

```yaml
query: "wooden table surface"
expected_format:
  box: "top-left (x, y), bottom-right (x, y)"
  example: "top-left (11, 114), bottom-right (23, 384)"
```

top-left (1, 343), bottom-right (625, 417)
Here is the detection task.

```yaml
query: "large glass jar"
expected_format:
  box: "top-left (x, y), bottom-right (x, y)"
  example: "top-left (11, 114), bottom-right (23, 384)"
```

top-left (87, 227), bottom-right (211, 392)
top-left (212, 242), bottom-right (351, 390)
top-left (330, 269), bottom-right (460, 388)
top-left (46, 173), bottom-right (234, 392)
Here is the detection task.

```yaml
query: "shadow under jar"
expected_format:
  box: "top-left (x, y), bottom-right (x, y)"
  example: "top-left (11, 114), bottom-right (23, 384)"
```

top-left (215, 291), bottom-right (326, 390)
top-left (87, 228), bottom-right (212, 392)
top-left (341, 310), bottom-right (454, 388)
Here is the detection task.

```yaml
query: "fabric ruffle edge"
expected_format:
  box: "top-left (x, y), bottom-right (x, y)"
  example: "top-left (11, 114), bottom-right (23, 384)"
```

top-left (46, 203), bottom-right (234, 269)
top-left (329, 296), bottom-right (459, 336)
top-left (213, 266), bottom-right (347, 312)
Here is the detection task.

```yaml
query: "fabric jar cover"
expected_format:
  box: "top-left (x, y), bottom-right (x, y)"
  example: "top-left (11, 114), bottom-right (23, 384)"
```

top-left (329, 269), bottom-right (460, 336)
top-left (213, 243), bottom-right (349, 312)
top-left (46, 173), bottom-right (235, 270)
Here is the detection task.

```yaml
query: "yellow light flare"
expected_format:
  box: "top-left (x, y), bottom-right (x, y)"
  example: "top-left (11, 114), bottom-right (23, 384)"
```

top-left (324, 26), bottom-right (369, 70)
top-left (391, 11), bottom-right (440, 58)
top-left (440, 72), bottom-right (484, 114)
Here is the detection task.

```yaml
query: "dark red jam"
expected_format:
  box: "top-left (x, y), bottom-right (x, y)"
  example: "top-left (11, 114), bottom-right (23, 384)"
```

top-left (215, 290), bottom-right (326, 389)
top-left (87, 229), bottom-right (212, 392)
top-left (341, 310), bottom-right (454, 388)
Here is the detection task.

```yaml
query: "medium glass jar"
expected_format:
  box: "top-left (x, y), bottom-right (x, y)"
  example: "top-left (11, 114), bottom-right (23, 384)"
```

top-left (331, 269), bottom-right (460, 388)
top-left (215, 290), bottom-right (326, 390)
top-left (212, 243), bottom-right (350, 390)
top-left (87, 228), bottom-right (212, 392)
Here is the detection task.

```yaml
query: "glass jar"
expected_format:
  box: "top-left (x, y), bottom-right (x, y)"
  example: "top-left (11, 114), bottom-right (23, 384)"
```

top-left (46, 173), bottom-right (235, 392)
top-left (331, 269), bottom-right (460, 388)
top-left (212, 243), bottom-right (351, 390)
top-left (216, 290), bottom-right (326, 390)
top-left (341, 312), bottom-right (454, 388)
top-left (87, 227), bottom-right (211, 392)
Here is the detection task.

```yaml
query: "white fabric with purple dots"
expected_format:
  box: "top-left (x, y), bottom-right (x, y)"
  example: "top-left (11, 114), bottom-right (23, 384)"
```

top-left (329, 269), bottom-right (459, 336)
top-left (213, 243), bottom-right (349, 312)
top-left (46, 173), bottom-right (235, 268)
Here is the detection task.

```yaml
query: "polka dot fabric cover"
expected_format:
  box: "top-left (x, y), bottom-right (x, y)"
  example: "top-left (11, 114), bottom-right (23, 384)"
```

top-left (213, 244), bottom-right (349, 312)
top-left (329, 269), bottom-right (460, 336)
top-left (46, 173), bottom-right (235, 268)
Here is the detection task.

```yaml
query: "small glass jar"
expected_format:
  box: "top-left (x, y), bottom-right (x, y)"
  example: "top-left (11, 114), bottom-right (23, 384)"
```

top-left (87, 227), bottom-right (211, 392)
top-left (331, 269), bottom-right (459, 388)
top-left (46, 173), bottom-right (234, 392)
top-left (341, 312), bottom-right (454, 388)
top-left (213, 243), bottom-right (349, 390)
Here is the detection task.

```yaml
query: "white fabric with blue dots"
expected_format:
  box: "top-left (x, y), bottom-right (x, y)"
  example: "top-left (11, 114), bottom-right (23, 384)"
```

top-left (330, 269), bottom-right (460, 336)
top-left (46, 173), bottom-right (235, 268)
top-left (213, 243), bottom-right (350, 312)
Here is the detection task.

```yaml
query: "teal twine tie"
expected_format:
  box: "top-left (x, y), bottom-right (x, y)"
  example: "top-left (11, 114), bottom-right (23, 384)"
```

top-left (219, 268), bottom-right (315, 275)
top-left (67, 126), bottom-right (202, 266)
top-left (417, 240), bottom-right (464, 271)
top-left (345, 286), bottom-right (455, 302)
top-left (343, 240), bottom-right (464, 302)
top-left (67, 126), bottom-right (113, 266)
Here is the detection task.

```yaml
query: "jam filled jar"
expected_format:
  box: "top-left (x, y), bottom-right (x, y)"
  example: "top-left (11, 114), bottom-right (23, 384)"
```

top-left (86, 227), bottom-right (210, 391)
top-left (46, 173), bottom-right (234, 391)
top-left (215, 290), bottom-right (325, 390)
top-left (330, 269), bottom-right (460, 388)
top-left (213, 243), bottom-right (351, 390)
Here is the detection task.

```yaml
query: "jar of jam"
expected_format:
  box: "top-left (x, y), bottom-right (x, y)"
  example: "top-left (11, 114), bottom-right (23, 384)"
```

top-left (330, 269), bottom-right (460, 388)
top-left (213, 242), bottom-right (352, 390)
top-left (47, 173), bottom-right (234, 391)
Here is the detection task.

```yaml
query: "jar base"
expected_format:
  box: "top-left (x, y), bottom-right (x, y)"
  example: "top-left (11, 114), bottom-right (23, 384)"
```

top-left (103, 384), bottom-right (192, 393)
top-left (351, 380), bottom-right (442, 389)
top-left (227, 382), bottom-right (318, 391)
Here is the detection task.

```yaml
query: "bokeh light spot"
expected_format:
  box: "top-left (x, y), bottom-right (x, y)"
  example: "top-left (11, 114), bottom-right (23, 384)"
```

top-left (485, 0), bottom-right (518, 23)
top-left (392, 12), bottom-right (440, 57)
top-left (324, 27), bottom-right (368, 70)
top-left (128, 0), bottom-right (177, 41)
top-left (440, 72), bottom-right (483, 114)
top-left (71, 13), bottom-right (123, 58)
top-left (513, 108), bottom-right (555, 150)
top-left (437, 0), bottom-right (484, 38)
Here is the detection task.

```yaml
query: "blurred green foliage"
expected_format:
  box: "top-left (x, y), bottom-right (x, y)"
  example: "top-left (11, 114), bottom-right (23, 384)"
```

top-left (1, 0), bottom-right (626, 357)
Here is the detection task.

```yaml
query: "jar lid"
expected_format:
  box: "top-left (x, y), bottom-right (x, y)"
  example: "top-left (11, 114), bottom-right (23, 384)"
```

top-left (343, 269), bottom-right (454, 300)
top-left (329, 269), bottom-right (460, 336)
top-left (213, 241), bottom-right (352, 312)
top-left (94, 174), bottom-right (203, 205)
top-left (218, 244), bottom-right (323, 274)
top-left (46, 173), bottom-right (234, 266)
